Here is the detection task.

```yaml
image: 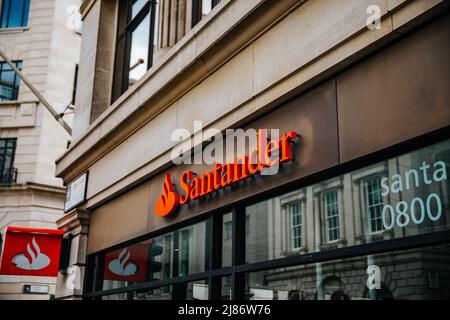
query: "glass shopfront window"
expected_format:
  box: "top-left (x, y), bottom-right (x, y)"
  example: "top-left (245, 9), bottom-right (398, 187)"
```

top-left (222, 212), bottom-right (233, 267)
top-left (86, 138), bottom-right (450, 300)
top-left (245, 244), bottom-right (450, 300)
top-left (245, 139), bottom-right (450, 264)
top-left (102, 219), bottom-right (211, 290)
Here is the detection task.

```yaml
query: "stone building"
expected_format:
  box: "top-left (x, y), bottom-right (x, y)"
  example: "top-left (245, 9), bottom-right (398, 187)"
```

top-left (54, 0), bottom-right (450, 300)
top-left (0, 0), bottom-right (81, 299)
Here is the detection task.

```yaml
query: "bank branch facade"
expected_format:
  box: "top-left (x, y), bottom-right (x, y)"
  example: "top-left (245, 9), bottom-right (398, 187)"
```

top-left (54, 0), bottom-right (450, 300)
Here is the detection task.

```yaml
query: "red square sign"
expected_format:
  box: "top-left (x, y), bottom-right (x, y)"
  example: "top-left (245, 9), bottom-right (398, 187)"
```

top-left (0, 226), bottom-right (64, 277)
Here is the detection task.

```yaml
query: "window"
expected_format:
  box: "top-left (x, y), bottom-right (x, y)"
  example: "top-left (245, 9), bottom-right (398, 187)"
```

top-left (222, 212), bottom-right (232, 267)
top-left (245, 214), bottom-right (250, 234)
top-left (290, 203), bottom-right (302, 249)
top-left (112, 0), bottom-right (158, 103)
top-left (0, 138), bottom-right (17, 184)
top-left (71, 64), bottom-right (79, 105)
top-left (86, 138), bottom-right (450, 300)
top-left (366, 177), bottom-right (384, 233)
top-left (0, 0), bottom-right (30, 28)
top-left (324, 190), bottom-right (340, 242)
top-left (0, 61), bottom-right (22, 101)
top-left (101, 219), bottom-right (210, 291)
top-left (224, 221), bottom-right (232, 240)
top-left (180, 229), bottom-right (190, 276)
top-left (192, 0), bottom-right (221, 27)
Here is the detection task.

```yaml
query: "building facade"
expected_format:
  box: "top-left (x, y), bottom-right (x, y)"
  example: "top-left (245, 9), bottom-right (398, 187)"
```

top-left (55, 0), bottom-right (450, 300)
top-left (0, 0), bottom-right (81, 299)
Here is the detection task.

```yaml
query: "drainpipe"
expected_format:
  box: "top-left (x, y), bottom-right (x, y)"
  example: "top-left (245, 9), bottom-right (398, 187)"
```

top-left (0, 48), bottom-right (73, 136)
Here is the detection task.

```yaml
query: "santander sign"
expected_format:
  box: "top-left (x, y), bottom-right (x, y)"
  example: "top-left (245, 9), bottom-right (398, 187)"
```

top-left (155, 129), bottom-right (299, 217)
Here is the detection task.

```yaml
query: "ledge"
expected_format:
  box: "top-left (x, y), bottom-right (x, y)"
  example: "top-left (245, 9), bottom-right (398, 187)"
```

top-left (0, 182), bottom-right (65, 194)
top-left (0, 26), bottom-right (29, 34)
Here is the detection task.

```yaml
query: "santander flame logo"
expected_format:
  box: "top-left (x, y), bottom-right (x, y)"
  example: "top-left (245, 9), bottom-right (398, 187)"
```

top-left (12, 237), bottom-right (51, 271)
top-left (155, 173), bottom-right (179, 217)
top-left (108, 248), bottom-right (138, 276)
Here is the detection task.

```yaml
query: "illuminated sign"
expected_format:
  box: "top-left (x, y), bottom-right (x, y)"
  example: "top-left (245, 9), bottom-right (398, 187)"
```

top-left (156, 130), bottom-right (299, 217)
top-left (0, 226), bottom-right (64, 277)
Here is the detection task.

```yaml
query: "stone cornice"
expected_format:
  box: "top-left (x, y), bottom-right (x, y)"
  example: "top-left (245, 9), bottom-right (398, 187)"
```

top-left (0, 182), bottom-right (65, 195)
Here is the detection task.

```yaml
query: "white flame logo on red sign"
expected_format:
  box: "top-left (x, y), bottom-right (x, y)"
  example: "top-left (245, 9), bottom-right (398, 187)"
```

top-left (11, 237), bottom-right (51, 271)
top-left (108, 248), bottom-right (138, 276)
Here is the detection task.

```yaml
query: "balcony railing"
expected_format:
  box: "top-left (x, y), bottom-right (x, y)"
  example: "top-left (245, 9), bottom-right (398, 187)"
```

top-left (0, 167), bottom-right (17, 184)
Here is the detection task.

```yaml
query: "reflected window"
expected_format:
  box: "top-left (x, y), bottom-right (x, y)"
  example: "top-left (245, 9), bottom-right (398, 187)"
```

top-left (224, 221), bottom-right (232, 240)
top-left (221, 276), bottom-right (232, 300)
top-left (180, 229), bottom-right (190, 276)
top-left (222, 212), bottom-right (232, 267)
top-left (366, 177), bottom-right (384, 233)
top-left (290, 203), bottom-right (302, 249)
top-left (324, 190), bottom-right (340, 242)
top-left (112, 0), bottom-right (158, 102)
top-left (0, 0), bottom-right (30, 28)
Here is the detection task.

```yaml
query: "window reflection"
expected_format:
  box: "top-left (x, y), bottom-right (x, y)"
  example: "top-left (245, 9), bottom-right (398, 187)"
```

top-left (245, 139), bottom-right (450, 263)
top-left (102, 219), bottom-right (210, 290)
top-left (245, 245), bottom-right (450, 300)
top-left (132, 0), bottom-right (148, 19)
top-left (324, 190), bottom-right (340, 242)
top-left (129, 14), bottom-right (150, 87)
top-left (103, 279), bottom-right (209, 300)
top-left (222, 212), bottom-right (232, 267)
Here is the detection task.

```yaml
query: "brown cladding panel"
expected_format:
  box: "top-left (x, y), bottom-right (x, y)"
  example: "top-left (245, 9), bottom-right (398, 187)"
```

top-left (337, 15), bottom-right (450, 163)
top-left (146, 80), bottom-right (339, 236)
top-left (87, 183), bottom-right (151, 254)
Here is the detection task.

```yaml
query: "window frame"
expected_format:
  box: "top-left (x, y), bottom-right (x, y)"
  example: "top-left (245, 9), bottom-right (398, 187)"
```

top-left (323, 190), bottom-right (340, 243)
